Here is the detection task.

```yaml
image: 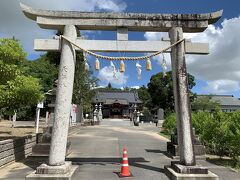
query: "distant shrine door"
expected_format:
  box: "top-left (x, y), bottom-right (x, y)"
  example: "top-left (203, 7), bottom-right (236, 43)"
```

top-left (21, 3), bottom-right (222, 169)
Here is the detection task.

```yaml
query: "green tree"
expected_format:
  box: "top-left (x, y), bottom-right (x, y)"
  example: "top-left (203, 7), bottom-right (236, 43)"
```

top-left (0, 38), bottom-right (26, 85)
top-left (137, 85), bottom-right (152, 108)
top-left (23, 57), bottom-right (58, 92)
top-left (72, 52), bottom-right (98, 113)
top-left (0, 76), bottom-right (44, 110)
top-left (0, 38), bottom-right (44, 116)
top-left (96, 83), bottom-right (120, 92)
top-left (147, 71), bottom-right (196, 112)
top-left (191, 95), bottom-right (220, 111)
top-left (0, 61), bottom-right (21, 85)
top-left (107, 82), bottom-right (113, 89)
top-left (0, 38), bottom-right (26, 65)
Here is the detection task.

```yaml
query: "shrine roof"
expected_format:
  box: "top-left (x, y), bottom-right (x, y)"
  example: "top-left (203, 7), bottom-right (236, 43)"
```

top-left (92, 90), bottom-right (142, 104)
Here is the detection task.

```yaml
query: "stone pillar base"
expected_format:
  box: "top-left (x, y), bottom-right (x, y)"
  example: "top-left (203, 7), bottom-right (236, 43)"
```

top-left (26, 162), bottom-right (78, 180)
top-left (167, 142), bottom-right (206, 160)
top-left (164, 162), bottom-right (218, 180)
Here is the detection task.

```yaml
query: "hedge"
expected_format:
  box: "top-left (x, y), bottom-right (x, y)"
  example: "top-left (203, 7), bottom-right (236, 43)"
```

top-left (162, 109), bottom-right (240, 166)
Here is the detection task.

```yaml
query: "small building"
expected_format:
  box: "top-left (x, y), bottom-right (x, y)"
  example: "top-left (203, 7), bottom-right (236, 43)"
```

top-left (92, 90), bottom-right (142, 119)
top-left (196, 95), bottom-right (240, 112)
top-left (211, 95), bottom-right (240, 112)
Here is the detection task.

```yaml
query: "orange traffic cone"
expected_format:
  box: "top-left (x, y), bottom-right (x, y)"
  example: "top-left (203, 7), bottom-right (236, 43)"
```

top-left (119, 148), bottom-right (131, 177)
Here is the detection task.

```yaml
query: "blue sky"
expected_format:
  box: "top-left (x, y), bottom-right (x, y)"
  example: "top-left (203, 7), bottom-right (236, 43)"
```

top-left (1, 0), bottom-right (240, 97)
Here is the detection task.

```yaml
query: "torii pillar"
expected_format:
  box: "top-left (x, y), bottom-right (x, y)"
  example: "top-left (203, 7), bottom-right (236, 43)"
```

top-left (169, 27), bottom-right (196, 166)
top-left (49, 25), bottom-right (77, 166)
top-left (20, 3), bottom-right (222, 180)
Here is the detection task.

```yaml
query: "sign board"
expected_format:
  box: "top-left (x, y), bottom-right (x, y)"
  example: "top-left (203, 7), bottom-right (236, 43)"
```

top-left (70, 104), bottom-right (77, 125)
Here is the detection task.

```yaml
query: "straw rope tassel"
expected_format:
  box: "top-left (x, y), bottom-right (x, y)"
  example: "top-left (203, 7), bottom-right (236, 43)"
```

top-left (120, 60), bottom-right (125, 73)
top-left (95, 58), bottom-right (100, 70)
top-left (146, 58), bottom-right (152, 71)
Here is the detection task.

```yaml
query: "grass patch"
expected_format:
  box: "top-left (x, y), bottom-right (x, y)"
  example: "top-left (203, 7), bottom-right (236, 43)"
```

top-left (206, 155), bottom-right (240, 172)
top-left (159, 130), bottom-right (170, 140)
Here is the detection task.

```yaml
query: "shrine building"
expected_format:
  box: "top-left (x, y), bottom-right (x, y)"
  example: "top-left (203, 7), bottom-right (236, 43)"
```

top-left (92, 90), bottom-right (142, 119)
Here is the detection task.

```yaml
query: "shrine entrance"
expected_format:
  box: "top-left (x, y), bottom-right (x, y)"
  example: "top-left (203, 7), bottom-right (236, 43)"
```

top-left (93, 90), bottom-right (142, 119)
top-left (110, 103), bottom-right (123, 118)
top-left (20, 3), bottom-right (222, 179)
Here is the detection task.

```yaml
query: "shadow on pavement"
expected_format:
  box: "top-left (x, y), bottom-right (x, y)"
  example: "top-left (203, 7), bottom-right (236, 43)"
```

top-left (67, 157), bottom-right (165, 173)
top-left (66, 157), bottom-right (148, 164)
top-left (145, 149), bottom-right (169, 157)
top-left (23, 157), bottom-right (48, 169)
top-left (130, 162), bottom-right (165, 173)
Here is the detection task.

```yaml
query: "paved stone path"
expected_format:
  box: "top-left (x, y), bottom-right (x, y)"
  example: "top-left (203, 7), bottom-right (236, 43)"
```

top-left (0, 119), bottom-right (239, 179)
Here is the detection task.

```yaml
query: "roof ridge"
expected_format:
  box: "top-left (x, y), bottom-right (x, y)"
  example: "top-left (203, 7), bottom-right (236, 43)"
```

top-left (198, 94), bottom-right (234, 97)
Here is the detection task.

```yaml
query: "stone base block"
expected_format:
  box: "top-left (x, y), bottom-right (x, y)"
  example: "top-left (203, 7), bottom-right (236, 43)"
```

top-left (167, 142), bottom-right (205, 157)
top-left (171, 161), bottom-right (208, 174)
top-left (30, 142), bottom-right (71, 158)
top-left (26, 162), bottom-right (78, 180)
top-left (36, 161), bottom-right (72, 174)
top-left (164, 166), bottom-right (218, 180)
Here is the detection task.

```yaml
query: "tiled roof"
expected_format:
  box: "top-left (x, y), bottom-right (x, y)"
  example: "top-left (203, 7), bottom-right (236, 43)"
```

top-left (198, 95), bottom-right (240, 106)
top-left (211, 95), bottom-right (240, 106)
top-left (93, 90), bottom-right (142, 104)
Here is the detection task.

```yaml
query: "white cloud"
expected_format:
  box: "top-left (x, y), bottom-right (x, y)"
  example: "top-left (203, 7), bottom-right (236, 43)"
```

top-left (144, 32), bottom-right (171, 71)
top-left (131, 86), bottom-right (140, 89)
top-left (95, 0), bottom-right (127, 12)
top-left (187, 17), bottom-right (240, 94)
top-left (203, 80), bottom-right (240, 94)
top-left (98, 65), bottom-right (128, 86)
top-left (144, 32), bottom-right (167, 41)
top-left (0, 0), bottom-right (127, 58)
top-left (144, 17), bottom-right (240, 95)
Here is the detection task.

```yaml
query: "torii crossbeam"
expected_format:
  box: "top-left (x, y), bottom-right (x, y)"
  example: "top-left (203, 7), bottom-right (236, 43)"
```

top-left (20, 3), bottom-right (222, 180)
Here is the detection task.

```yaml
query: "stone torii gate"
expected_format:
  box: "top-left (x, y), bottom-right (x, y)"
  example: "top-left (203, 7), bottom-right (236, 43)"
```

top-left (20, 3), bottom-right (222, 180)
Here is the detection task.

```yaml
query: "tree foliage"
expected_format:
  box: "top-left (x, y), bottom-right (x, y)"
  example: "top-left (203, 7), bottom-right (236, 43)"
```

top-left (0, 61), bottom-right (21, 85)
top-left (23, 57), bottom-right (58, 92)
top-left (147, 71), bottom-right (196, 112)
top-left (137, 85), bottom-right (151, 108)
top-left (0, 76), bottom-right (44, 109)
top-left (0, 38), bottom-right (26, 65)
top-left (191, 95), bottom-right (220, 111)
top-left (0, 38), bottom-right (44, 116)
top-left (72, 52), bottom-right (98, 113)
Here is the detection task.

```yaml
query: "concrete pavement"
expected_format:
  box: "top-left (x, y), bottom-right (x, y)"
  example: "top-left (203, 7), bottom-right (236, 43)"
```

top-left (0, 118), bottom-right (239, 179)
top-left (68, 119), bottom-right (170, 179)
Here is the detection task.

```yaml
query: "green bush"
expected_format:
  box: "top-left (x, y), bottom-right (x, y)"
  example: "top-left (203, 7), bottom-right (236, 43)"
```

top-left (225, 110), bottom-right (240, 166)
top-left (162, 110), bottom-right (240, 166)
top-left (162, 113), bottom-right (176, 134)
top-left (192, 111), bottom-right (215, 153)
